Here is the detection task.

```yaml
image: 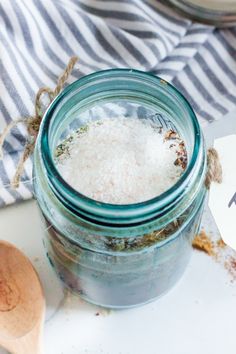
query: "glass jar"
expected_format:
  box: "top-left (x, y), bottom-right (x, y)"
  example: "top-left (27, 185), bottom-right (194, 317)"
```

top-left (33, 69), bottom-right (207, 308)
top-left (167, 0), bottom-right (236, 26)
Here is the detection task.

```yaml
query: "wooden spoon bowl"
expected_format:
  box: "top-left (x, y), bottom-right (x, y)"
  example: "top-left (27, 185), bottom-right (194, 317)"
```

top-left (0, 241), bottom-right (45, 354)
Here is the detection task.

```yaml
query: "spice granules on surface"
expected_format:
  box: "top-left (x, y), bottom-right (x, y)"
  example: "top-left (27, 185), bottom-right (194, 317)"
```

top-left (192, 231), bottom-right (215, 257)
top-left (224, 257), bottom-right (236, 282)
top-left (217, 238), bottom-right (226, 249)
top-left (192, 230), bottom-right (236, 282)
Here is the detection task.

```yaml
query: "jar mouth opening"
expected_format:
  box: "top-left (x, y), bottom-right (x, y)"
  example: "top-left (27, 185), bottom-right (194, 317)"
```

top-left (39, 69), bottom-right (201, 219)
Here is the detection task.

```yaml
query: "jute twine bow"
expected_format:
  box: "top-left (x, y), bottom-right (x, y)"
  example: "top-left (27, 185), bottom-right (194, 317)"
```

top-left (0, 56), bottom-right (78, 188)
top-left (0, 56), bottom-right (222, 191)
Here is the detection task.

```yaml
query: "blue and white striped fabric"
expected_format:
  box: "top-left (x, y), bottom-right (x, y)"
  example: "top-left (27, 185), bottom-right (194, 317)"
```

top-left (1, 0), bottom-right (236, 207)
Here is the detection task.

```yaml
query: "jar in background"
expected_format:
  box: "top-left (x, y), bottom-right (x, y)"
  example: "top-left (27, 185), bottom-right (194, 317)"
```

top-left (167, 0), bottom-right (236, 26)
top-left (33, 69), bottom-right (207, 308)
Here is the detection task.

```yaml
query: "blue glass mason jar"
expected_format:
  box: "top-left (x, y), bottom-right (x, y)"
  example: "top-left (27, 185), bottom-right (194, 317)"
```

top-left (33, 69), bottom-right (207, 308)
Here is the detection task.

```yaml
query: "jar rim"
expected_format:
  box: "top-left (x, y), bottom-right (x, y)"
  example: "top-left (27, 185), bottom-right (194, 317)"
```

top-left (39, 69), bottom-right (202, 224)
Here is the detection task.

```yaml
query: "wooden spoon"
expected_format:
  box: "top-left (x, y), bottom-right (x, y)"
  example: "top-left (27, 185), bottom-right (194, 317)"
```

top-left (0, 241), bottom-right (45, 354)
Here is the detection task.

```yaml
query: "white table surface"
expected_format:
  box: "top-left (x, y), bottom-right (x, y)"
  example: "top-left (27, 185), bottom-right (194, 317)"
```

top-left (0, 113), bottom-right (236, 354)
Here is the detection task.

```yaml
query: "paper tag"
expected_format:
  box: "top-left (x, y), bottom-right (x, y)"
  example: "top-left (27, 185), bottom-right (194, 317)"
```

top-left (209, 135), bottom-right (236, 250)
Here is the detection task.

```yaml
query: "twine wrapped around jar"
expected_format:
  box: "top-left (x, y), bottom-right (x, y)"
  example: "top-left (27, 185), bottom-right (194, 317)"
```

top-left (205, 148), bottom-right (222, 189)
top-left (0, 56), bottom-right (222, 190)
top-left (0, 56), bottom-right (78, 188)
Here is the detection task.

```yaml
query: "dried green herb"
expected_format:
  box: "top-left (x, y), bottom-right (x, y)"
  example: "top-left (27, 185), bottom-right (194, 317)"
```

top-left (55, 125), bottom-right (90, 159)
top-left (55, 135), bottom-right (74, 158)
top-left (104, 216), bottom-right (188, 252)
top-left (76, 125), bottom-right (89, 134)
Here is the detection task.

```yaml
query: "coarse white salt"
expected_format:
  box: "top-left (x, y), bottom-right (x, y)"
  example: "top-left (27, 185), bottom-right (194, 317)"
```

top-left (56, 118), bottom-right (186, 205)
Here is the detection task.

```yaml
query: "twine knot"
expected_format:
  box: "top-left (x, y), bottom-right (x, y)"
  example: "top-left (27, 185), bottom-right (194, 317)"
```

top-left (205, 147), bottom-right (223, 189)
top-left (0, 56), bottom-right (78, 188)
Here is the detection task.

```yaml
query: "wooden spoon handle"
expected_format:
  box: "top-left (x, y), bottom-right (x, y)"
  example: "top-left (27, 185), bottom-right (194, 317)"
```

top-left (1, 316), bottom-right (44, 354)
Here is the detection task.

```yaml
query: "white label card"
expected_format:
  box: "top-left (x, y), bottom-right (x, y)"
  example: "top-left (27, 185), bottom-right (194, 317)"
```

top-left (209, 135), bottom-right (236, 250)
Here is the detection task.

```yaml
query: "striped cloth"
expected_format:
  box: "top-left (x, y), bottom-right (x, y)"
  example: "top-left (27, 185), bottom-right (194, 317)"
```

top-left (0, 0), bottom-right (236, 208)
